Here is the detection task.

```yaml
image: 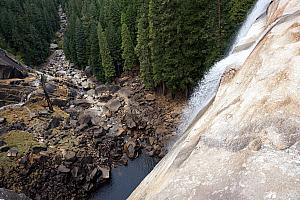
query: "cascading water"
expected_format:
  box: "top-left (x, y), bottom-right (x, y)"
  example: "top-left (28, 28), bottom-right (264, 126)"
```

top-left (229, 0), bottom-right (272, 54)
top-left (178, 0), bottom-right (272, 135)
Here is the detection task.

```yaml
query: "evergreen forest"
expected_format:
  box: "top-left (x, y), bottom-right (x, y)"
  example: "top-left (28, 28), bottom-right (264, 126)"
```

top-left (0, 0), bottom-right (61, 65)
top-left (0, 0), bottom-right (256, 95)
top-left (64, 0), bottom-right (255, 95)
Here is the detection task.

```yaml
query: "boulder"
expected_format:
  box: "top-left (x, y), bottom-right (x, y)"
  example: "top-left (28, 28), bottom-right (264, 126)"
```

top-left (82, 79), bottom-right (95, 90)
top-left (83, 183), bottom-right (94, 192)
top-left (57, 164), bottom-right (70, 173)
top-left (86, 89), bottom-right (95, 97)
top-left (19, 155), bottom-right (28, 165)
top-left (77, 109), bottom-right (102, 128)
top-left (31, 146), bottom-right (47, 154)
top-left (118, 88), bottom-right (134, 98)
top-left (125, 116), bottom-right (136, 129)
top-left (0, 145), bottom-right (9, 152)
top-left (68, 88), bottom-right (77, 98)
top-left (105, 99), bottom-right (122, 112)
top-left (52, 98), bottom-right (68, 107)
top-left (73, 99), bottom-right (91, 108)
top-left (145, 94), bottom-right (156, 101)
top-left (47, 117), bottom-right (62, 130)
top-left (0, 117), bottom-right (6, 124)
top-left (99, 166), bottom-right (110, 179)
top-left (98, 94), bottom-right (113, 102)
top-left (44, 83), bottom-right (56, 94)
top-left (11, 122), bottom-right (26, 131)
top-left (155, 127), bottom-right (168, 135)
top-left (0, 188), bottom-right (30, 200)
top-left (56, 70), bottom-right (67, 77)
top-left (88, 167), bottom-right (100, 182)
top-left (63, 151), bottom-right (76, 162)
top-left (108, 126), bottom-right (125, 137)
top-left (0, 140), bottom-right (6, 147)
top-left (71, 167), bottom-right (79, 178)
top-left (149, 137), bottom-right (155, 146)
top-left (95, 85), bottom-right (107, 95)
top-left (124, 140), bottom-right (137, 159)
top-left (107, 85), bottom-right (121, 93)
top-left (50, 43), bottom-right (58, 50)
top-left (38, 110), bottom-right (50, 116)
top-left (7, 148), bottom-right (18, 157)
top-left (84, 66), bottom-right (93, 77)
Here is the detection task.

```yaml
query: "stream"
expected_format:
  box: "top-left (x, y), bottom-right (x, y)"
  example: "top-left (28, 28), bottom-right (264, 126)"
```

top-left (91, 154), bottom-right (159, 200)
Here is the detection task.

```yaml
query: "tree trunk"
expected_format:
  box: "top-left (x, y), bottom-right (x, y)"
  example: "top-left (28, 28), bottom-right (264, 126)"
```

top-left (41, 75), bottom-right (54, 112)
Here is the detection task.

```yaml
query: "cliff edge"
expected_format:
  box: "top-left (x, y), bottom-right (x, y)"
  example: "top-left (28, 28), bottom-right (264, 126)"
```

top-left (129, 0), bottom-right (300, 199)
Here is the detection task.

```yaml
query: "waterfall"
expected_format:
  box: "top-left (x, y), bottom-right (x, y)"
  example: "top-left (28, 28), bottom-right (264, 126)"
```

top-left (177, 0), bottom-right (272, 135)
top-left (229, 0), bottom-right (272, 53)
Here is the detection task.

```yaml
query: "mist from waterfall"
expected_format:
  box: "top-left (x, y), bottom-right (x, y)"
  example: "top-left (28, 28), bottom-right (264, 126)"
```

top-left (177, 0), bottom-right (272, 135)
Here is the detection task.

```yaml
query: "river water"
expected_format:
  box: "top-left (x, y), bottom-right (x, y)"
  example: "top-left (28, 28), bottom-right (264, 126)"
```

top-left (91, 154), bottom-right (159, 200)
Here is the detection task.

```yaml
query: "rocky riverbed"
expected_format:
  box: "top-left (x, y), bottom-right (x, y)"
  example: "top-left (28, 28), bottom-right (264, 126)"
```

top-left (0, 45), bottom-right (183, 200)
top-left (0, 6), bottom-right (184, 199)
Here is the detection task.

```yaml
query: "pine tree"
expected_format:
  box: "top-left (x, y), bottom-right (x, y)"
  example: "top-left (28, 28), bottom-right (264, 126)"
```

top-left (121, 13), bottom-right (136, 71)
top-left (177, 0), bottom-right (214, 94)
top-left (97, 23), bottom-right (115, 82)
top-left (75, 17), bottom-right (87, 68)
top-left (68, 13), bottom-right (78, 63)
top-left (148, 0), bottom-right (164, 89)
top-left (103, 0), bottom-right (122, 67)
top-left (89, 21), bottom-right (104, 81)
top-left (122, 3), bottom-right (138, 46)
top-left (135, 1), bottom-right (153, 89)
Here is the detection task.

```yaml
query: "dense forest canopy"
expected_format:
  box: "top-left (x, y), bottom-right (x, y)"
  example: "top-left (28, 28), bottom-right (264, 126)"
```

top-left (0, 0), bottom-right (256, 94)
top-left (64, 0), bottom-right (256, 95)
top-left (0, 0), bottom-right (60, 66)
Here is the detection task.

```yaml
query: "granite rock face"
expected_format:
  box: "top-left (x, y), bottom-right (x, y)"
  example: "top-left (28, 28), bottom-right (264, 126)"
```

top-left (129, 1), bottom-right (300, 199)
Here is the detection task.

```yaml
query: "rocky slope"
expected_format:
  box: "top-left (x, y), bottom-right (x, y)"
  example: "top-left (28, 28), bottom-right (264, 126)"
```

top-left (129, 0), bottom-right (300, 199)
top-left (0, 52), bottom-right (183, 199)
top-left (0, 7), bottom-right (184, 200)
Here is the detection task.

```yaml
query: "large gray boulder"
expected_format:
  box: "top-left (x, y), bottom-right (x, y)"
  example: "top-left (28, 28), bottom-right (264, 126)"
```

top-left (0, 188), bottom-right (31, 200)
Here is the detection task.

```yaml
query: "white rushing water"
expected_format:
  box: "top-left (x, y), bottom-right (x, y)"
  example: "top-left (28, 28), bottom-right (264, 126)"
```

top-left (229, 0), bottom-right (272, 53)
top-left (178, 0), bottom-right (272, 134)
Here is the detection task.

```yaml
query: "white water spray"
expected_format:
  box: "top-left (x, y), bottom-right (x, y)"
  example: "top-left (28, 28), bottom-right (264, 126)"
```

top-left (230, 0), bottom-right (272, 53)
top-left (178, 0), bottom-right (272, 134)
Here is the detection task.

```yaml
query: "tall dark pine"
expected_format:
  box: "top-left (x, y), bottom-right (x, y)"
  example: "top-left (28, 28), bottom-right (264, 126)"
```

top-left (135, 0), bottom-right (153, 89)
top-left (75, 18), bottom-right (87, 68)
top-left (89, 21), bottom-right (104, 81)
top-left (97, 23), bottom-right (115, 82)
top-left (121, 13), bottom-right (136, 71)
top-left (148, 0), bottom-right (164, 90)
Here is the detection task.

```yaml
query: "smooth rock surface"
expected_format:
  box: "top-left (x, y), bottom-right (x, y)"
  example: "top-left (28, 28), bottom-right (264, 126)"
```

top-left (129, 1), bottom-right (300, 199)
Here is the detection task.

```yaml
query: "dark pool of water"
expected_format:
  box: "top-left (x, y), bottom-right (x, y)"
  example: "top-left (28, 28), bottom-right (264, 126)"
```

top-left (90, 154), bottom-right (159, 200)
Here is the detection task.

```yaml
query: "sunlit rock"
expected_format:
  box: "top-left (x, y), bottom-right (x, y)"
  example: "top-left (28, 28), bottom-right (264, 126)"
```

top-left (129, 0), bottom-right (300, 199)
